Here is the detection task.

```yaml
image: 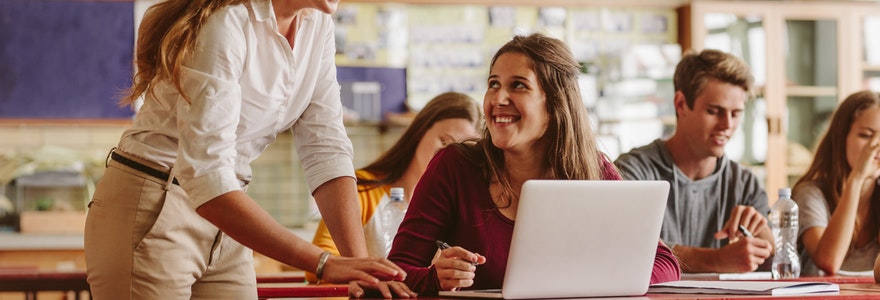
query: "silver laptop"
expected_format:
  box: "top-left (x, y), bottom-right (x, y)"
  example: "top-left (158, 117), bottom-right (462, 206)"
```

top-left (440, 180), bottom-right (669, 299)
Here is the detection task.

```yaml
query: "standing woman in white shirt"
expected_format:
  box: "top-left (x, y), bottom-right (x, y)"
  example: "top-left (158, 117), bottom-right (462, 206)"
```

top-left (84, 0), bottom-right (414, 299)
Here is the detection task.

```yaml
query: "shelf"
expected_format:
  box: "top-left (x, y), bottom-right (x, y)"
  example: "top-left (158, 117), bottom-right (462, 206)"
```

top-left (687, 0), bottom-right (880, 216)
top-left (863, 63), bottom-right (880, 72)
top-left (0, 232), bottom-right (83, 251)
top-left (785, 85), bottom-right (838, 97)
top-left (597, 116), bottom-right (672, 124)
top-left (346, 0), bottom-right (687, 7)
top-left (14, 171), bottom-right (85, 188)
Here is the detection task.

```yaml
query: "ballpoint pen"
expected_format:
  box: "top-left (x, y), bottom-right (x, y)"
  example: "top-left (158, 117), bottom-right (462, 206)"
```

top-left (436, 240), bottom-right (478, 266)
top-left (738, 225), bottom-right (754, 238)
top-left (436, 240), bottom-right (478, 292)
top-left (436, 240), bottom-right (452, 250)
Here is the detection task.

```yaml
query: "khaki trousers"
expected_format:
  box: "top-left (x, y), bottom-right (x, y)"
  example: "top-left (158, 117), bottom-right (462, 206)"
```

top-left (85, 151), bottom-right (256, 299)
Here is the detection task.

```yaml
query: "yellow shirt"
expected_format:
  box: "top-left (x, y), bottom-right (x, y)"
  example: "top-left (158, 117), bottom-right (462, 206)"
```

top-left (307, 170), bottom-right (390, 282)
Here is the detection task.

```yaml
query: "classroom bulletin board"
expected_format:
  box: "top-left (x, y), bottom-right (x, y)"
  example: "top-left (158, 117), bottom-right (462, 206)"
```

top-left (333, 2), bottom-right (678, 110)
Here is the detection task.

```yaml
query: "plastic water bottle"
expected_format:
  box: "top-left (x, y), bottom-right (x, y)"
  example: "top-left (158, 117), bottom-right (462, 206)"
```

top-left (770, 187), bottom-right (800, 279)
top-left (378, 187), bottom-right (407, 257)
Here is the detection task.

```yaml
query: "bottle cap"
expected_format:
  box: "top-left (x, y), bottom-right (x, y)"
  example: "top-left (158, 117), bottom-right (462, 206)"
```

top-left (778, 187), bottom-right (791, 198)
top-left (390, 187), bottom-right (404, 201)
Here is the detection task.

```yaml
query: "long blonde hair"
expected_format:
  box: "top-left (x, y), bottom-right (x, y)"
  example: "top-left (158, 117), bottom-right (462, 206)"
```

top-left (120, 0), bottom-right (248, 105)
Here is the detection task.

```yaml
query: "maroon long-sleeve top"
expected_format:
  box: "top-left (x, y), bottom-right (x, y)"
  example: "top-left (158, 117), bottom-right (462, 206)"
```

top-left (388, 147), bottom-right (681, 295)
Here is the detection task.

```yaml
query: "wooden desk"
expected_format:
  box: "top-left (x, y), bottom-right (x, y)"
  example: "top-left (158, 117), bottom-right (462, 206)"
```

top-left (776, 275), bottom-right (875, 284)
top-left (258, 283), bottom-right (348, 299)
top-left (0, 268), bottom-right (307, 300)
top-left (257, 276), bottom-right (880, 300)
top-left (0, 269), bottom-right (90, 300)
top-left (261, 283), bottom-right (880, 299)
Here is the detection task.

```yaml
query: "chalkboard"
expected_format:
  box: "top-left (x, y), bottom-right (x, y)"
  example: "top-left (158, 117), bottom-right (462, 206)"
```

top-left (0, 0), bottom-right (135, 119)
top-left (0, 2), bottom-right (409, 121)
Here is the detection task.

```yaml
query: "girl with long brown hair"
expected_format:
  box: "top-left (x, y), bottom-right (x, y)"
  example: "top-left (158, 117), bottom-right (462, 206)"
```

top-left (386, 33), bottom-right (680, 295)
top-left (794, 91), bottom-right (880, 276)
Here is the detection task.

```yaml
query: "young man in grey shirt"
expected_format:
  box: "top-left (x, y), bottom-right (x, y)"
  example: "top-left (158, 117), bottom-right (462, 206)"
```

top-left (614, 49), bottom-right (774, 273)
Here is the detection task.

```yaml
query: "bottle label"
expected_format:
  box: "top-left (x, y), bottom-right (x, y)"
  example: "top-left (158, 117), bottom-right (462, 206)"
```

top-left (779, 211), bottom-right (798, 227)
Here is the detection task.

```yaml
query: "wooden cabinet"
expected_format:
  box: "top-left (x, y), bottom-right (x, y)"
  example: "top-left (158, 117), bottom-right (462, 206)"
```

top-left (680, 1), bottom-right (880, 203)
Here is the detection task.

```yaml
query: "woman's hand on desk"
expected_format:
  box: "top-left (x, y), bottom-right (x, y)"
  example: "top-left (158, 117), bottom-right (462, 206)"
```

top-left (325, 256), bottom-right (416, 298)
top-left (434, 246), bottom-right (487, 291)
top-left (322, 256), bottom-right (406, 284)
top-left (349, 280), bottom-right (417, 298)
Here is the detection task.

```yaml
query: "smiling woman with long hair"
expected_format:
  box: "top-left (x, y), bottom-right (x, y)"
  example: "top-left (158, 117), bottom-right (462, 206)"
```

top-left (386, 33), bottom-right (680, 295)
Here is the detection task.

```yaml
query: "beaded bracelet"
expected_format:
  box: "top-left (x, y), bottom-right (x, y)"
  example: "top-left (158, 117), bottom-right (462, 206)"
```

top-left (315, 251), bottom-right (331, 281)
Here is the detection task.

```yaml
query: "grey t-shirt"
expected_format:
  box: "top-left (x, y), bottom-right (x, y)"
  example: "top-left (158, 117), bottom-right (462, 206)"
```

top-left (614, 139), bottom-right (769, 249)
top-left (794, 181), bottom-right (878, 276)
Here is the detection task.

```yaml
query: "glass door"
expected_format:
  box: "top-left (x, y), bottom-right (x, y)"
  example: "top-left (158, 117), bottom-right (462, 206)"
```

top-left (689, 1), bottom-right (874, 200)
top-left (782, 19), bottom-right (839, 186)
top-left (701, 12), bottom-right (769, 181)
top-left (864, 16), bottom-right (880, 91)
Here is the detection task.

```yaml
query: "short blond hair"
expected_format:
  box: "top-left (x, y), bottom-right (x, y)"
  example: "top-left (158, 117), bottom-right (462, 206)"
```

top-left (673, 49), bottom-right (754, 109)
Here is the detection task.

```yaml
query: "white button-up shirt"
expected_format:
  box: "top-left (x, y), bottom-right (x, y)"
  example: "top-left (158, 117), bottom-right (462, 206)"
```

top-left (119, 1), bottom-right (354, 208)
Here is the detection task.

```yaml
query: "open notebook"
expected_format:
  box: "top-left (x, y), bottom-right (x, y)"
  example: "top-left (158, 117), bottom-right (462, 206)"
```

top-left (440, 180), bottom-right (669, 299)
top-left (649, 280), bottom-right (839, 296)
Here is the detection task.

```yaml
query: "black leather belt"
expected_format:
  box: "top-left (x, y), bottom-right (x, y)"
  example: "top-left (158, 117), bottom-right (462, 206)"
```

top-left (110, 151), bottom-right (179, 185)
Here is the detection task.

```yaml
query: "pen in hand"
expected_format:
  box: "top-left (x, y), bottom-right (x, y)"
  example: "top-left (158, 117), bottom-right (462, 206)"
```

top-left (436, 240), bottom-right (482, 292)
top-left (436, 240), bottom-right (453, 250)
top-left (738, 225), bottom-right (754, 238)
top-left (436, 240), bottom-right (479, 266)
